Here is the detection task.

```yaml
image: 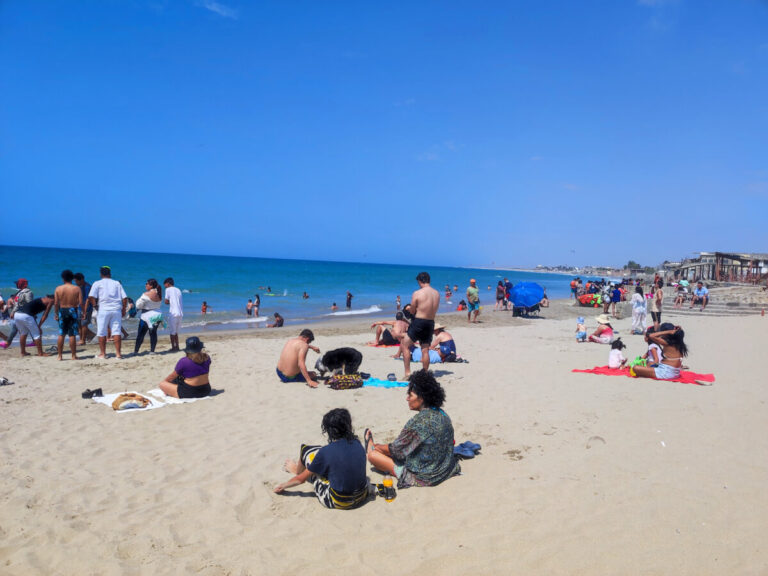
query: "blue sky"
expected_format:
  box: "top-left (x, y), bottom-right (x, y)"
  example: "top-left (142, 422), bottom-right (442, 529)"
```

top-left (1, 0), bottom-right (766, 269)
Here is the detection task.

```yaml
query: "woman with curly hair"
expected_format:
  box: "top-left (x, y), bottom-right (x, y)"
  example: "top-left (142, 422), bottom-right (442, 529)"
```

top-left (364, 370), bottom-right (460, 488)
top-left (274, 408), bottom-right (369, 509)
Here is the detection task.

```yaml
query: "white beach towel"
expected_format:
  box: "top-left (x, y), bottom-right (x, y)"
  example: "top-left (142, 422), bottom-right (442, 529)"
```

top-left (146, 388), bottom-right (211, 404)
top-left (92, 391), bottom-right (165, 413)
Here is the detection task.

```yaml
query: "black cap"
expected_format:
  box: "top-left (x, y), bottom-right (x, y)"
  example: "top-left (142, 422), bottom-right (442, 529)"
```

top-left (183, 336), bottom-right (204, 353)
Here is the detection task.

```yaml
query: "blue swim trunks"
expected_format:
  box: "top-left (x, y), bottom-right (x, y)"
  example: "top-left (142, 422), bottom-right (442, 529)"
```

top-left (58, 307), bottom-right (80, 337)
top-left (468, 301), bottom-right (480, 312)
top-left (439, 339), bottom-right (457, 358)
top-left (276, 368), bottom-right (306, 383)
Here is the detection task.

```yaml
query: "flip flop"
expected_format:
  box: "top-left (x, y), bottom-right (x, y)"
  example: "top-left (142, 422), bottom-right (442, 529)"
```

top-left (453, 445), bottom-right (475, 459)
top-left (363, 428), bottom-right (374, 452)
top-left (0, 377), bottom-right (14, 386)
top-left (460, 441), bottom-right (482, 453)
top-left (386, 373), bottom-right (397, 381)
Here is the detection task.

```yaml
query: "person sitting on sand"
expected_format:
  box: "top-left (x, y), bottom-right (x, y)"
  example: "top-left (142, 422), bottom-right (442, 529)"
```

top-left (158, 336), bottom-right (212, 398)
top-left (540, 289), bottom-right (550, 308)
top-left (642, 326), bottom-right (661, 367)
top-left (630, 323), bottom-right (688, 380)
top-left (268, 312), bottom-right (284, 328)
top-left (371, 312), bottom-right (409, 346)
top-left (364, 370), bottom-right (461, 488)
top-left (430, 323), bottom-right (457, 362)
top-left (588, 314), bottom-right (615, 344)
top-left (608, 338), bottom-right (627, 368)
top-left (273, 408), bottom-right (369, 509)
top-left (276, 328), bottom-right (320, 387)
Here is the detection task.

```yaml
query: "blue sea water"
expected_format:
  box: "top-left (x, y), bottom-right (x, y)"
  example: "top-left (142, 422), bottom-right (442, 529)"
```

top-left (0, 245), bottom-right (574, 336)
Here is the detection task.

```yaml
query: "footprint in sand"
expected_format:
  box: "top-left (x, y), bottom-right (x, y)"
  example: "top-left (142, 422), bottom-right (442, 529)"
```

top-left (505, 449), bottom-right (524, 461)
top-left (586, 436), bottom-right (606, 449)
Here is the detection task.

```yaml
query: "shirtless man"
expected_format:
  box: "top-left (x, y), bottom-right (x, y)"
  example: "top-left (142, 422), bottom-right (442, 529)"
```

top-left (430, 323), bottom-right (457, 361)
top-left (54, 269), bottom-right (83, 360)
top-left (400, 272), bottom-right (440, 378)
top-left (370, 312), bottom-right (409, 346)
top-left (276, 329), bottom-right (320, 388)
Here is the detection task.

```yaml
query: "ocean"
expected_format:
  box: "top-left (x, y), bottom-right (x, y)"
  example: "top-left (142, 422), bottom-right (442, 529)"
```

top-left (0, 245), bottom-right (575, 340)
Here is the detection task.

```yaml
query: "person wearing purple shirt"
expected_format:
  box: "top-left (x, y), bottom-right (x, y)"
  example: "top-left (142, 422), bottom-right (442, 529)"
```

top-left (158, 336), bottom-right (212, 398)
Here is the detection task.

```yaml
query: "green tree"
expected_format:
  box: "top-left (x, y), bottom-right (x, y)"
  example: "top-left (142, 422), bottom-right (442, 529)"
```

top-left (626, 260), bottom-right (642, 269)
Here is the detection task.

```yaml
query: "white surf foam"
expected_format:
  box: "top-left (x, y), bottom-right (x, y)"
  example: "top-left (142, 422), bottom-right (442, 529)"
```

top-left (324, 305), bottom-right (383, 317)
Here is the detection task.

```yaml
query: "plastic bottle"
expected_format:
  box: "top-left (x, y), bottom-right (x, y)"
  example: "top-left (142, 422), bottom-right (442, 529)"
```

top-left (382, 474), bottom-right (396, 502)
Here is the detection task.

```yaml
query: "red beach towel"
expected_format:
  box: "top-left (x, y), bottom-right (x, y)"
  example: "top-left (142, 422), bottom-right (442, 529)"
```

top-left (572, 366), bottom-right (715, 385)
top-left (365, 343), bottom-right (400, 348)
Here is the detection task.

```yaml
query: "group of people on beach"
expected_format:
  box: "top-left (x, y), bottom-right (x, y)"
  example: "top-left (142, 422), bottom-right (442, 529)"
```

top-left (0, 266), bottom-right (184, 360)
top-left (269, 272), bottom-right (470, 509)
top-left (273, 370), bottom-right (461, 508)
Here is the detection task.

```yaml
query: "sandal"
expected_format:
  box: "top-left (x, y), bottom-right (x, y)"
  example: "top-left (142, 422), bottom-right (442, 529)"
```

top-left (363, 428), bottom-right (374, 452)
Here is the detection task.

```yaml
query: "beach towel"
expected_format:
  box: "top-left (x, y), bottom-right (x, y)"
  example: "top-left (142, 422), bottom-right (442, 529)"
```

top-left (146, 388), bottom-right (212, 404)
top-left (572, 366), bottom-right (715, 385)
top-left (411, 348), bottom-right (442, 363)
top-left (363, 377), bottom-right (409, 388)
top-left (92, 391), bottom-right (165, 412)
top-left (366, 343), bottom-right (399, 348)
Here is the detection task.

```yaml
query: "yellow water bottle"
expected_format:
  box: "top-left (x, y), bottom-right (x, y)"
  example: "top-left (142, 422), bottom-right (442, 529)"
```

top-left (383, 474), bottom-right (396, 502)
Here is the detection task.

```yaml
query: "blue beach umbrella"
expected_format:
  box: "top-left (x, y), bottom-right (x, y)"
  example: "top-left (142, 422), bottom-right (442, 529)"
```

top-left (510, 282), bottom-right (545, 308)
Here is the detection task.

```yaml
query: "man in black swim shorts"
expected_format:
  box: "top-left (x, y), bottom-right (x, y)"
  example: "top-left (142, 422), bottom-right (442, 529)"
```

top-left (400, 272), bottom-right (440, 379)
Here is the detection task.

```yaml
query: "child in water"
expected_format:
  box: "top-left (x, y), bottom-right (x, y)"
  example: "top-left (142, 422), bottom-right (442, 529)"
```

top-left (608, 338), bottom-right (627, 368)
top-left (576, 316), bottom-right (587, 342)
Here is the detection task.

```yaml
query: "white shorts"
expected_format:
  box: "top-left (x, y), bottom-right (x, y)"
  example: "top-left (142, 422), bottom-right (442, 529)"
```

top-left (14, 312), bottom-right (41, 341)
top-left (96, 310), bottom-right (122, 338)
top-left (166, 314), bottom-right (182, 335)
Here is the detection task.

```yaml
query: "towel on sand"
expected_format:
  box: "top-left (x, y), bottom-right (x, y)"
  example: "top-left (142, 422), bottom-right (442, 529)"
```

top-left (92, 391), bottom-right (165, 412)
top-left (366, 343), bottom-right (400, 348)
top-left (92, 389), bottom-right (212, 412)
top-left (572, 366), bottom-right (715, 385)
top-left (363, 378), bottom-right (408, 388)
top-left (146, 388), bottom-right (212, 404)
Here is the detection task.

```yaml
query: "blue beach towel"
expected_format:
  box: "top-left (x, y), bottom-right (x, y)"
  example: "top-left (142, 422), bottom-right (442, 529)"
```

top-left (363, 377), bottom-right (409, 388)
top-left (411, 348), bottom-right (442, 363)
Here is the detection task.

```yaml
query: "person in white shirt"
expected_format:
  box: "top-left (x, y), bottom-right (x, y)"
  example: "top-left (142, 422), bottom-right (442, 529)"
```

top-left (608, 338), bottom-right (627, 369)
top-left (164, 277), bottom-right (184, 352)
top-left (87, 266), bottom-right (128, 359)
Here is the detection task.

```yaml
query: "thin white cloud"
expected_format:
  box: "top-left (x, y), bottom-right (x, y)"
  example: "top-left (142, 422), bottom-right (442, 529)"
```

top-left (196, 0), bottom-right (238, 19)
top-left (530, 156), bottom-right (543, 161)
top-left (417, 151), bottom-right (440, 162)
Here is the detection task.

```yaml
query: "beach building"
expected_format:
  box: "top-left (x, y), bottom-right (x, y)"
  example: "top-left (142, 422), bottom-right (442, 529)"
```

top-left (667, 252), bottom-right (768, 284)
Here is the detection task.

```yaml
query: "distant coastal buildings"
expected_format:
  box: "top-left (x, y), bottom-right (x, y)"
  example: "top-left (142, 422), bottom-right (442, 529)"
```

top-left (663, 252), bottom-right (768, 284)
top-left (533, 251), bottom-right (768, 286)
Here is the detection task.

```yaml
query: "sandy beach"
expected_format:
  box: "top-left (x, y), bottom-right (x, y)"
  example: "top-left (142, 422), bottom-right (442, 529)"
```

top-left (1, 301), bottom-right (766, 575)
